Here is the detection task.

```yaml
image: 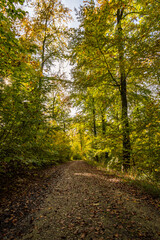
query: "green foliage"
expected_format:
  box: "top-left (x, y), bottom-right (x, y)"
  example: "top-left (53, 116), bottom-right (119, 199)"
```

top-left (0, 0), bottom-right (72, 178)
top-left (0, 0), bottom-right (159, 183)
top-left (70, 0), bottom-right (160, 176)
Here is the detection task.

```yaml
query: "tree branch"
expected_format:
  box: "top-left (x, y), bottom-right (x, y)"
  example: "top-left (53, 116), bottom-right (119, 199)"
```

top-left (96, 39), bottom-right (121, 91)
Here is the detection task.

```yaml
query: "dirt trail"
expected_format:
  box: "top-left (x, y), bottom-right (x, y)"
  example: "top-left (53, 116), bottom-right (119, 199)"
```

top-left (1, 161), bottom-right (160, 240)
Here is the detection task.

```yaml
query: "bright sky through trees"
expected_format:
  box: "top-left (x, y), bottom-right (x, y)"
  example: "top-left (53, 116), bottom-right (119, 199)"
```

top-left (59, 0), bottom-right (84, 82)
top-left (62, 0), bottom-right (84, 27)
top-left (61, 0), bottom-right (85, 117)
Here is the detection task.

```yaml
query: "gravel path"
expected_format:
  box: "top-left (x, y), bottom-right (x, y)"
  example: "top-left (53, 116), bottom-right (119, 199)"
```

top-left (19, 160), bottom-right (160, 240)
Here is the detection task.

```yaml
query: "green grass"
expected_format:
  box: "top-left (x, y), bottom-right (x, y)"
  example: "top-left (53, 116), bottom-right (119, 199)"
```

top-left (125, 178), bottom-right (160, 199)
top-left (86, 159), bottom-right (160, 199)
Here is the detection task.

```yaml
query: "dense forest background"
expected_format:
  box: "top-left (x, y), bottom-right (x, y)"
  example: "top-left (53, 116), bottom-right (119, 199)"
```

top-left (0, 0), bottom-right (159, 180)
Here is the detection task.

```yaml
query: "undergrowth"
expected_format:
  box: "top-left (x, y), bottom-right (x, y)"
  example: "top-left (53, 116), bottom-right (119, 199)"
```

top-left (86, 159), bottom-right (160, 199)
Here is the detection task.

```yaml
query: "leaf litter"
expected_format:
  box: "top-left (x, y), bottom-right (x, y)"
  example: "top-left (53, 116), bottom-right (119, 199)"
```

top-left (1, 161), bottom-right (160, 240)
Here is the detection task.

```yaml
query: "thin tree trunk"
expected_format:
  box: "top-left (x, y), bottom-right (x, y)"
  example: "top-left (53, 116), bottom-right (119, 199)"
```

top-left (36, 18), bottom-right (48, 135)
top-left (52, 96), bottom-right (56, 120)
top-left (79, 128), bottom-right (83, 151)
top-left (117, 8), bottom-right (131, 170)
top-left (92, 97), bottom-right (98, 161)
top-left (101, 109), bottom-right (106, 136)
top-left (92, 97), bottom-right (97, 137)
top-left (39, 18), bottom-right (48, 90)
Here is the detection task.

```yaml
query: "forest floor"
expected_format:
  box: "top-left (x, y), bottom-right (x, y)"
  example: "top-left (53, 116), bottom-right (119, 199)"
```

top-left (0, 160), bottom-right (160, 240)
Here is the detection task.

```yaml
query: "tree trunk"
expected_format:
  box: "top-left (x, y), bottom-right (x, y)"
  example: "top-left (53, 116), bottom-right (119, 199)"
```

top-left (79, 127), bottom-right (83, 151)
top-left (101, 109), bottom-right (106, 136)
top-left (117, 8), bottom-right (131, 170)
top-left (92, 97), bottom-right (98, 161)
top-left (63, 122), bottom-right (66, 133)
top-left (39, 18), bottom-right (48, 90)
top-left (92, 97), bottom-right (97, 137)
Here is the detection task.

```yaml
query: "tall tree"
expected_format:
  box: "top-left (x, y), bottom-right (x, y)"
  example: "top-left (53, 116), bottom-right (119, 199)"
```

top-left (0, 0), bottom-right (73, 172)
top-left (31, 0), bottom-right (71, 89)
top-left (71, 0), bottom-right (159, 170)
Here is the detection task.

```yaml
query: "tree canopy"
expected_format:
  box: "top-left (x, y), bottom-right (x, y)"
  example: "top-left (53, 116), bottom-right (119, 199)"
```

top-left (0, 0), bottom-right (159, 179)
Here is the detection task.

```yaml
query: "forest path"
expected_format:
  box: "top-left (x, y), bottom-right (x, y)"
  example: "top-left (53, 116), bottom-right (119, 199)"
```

top-left (21, 160), bottom-right (160, 240)
top-left (1, 161), bottom-right (160, 240)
